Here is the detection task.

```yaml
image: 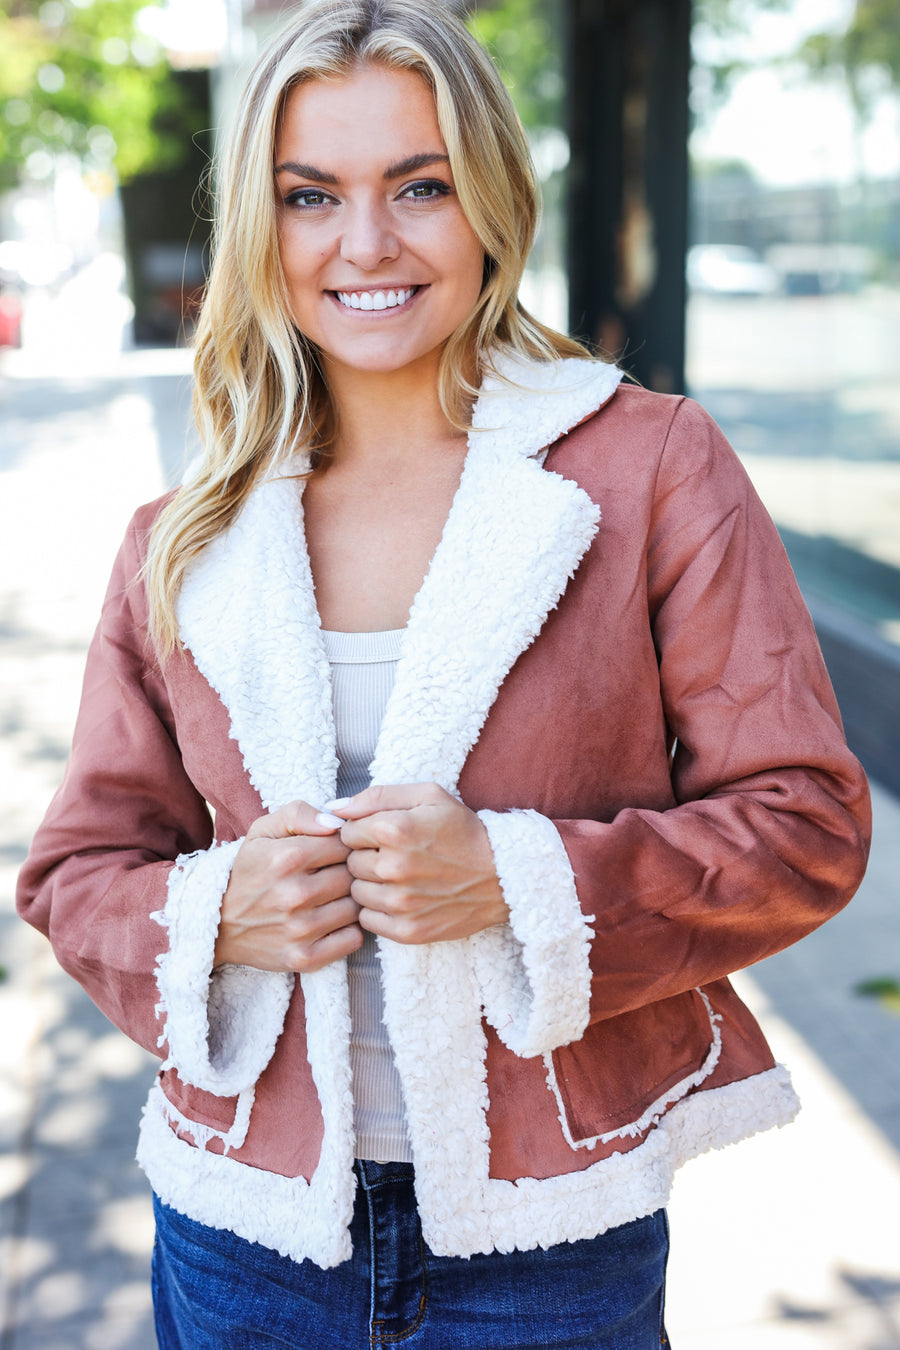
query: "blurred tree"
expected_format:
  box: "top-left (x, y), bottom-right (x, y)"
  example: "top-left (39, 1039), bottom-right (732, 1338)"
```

top-left (692, 0), bottom-right (790, 39)
top-left (691, 0), bottom-right (900, 116)
top-left (471, 0), bottom-right (800, 130)
top-left (801, 0), bottom-right (900, 111)
top-left (690, 0), bottom-right (792, 112)
top-left (471, 0), bottom-right (900, 125)
top-left (468, 0), bottom-right (563, 131)
top-left (0, 0), bottom-right (197, 190)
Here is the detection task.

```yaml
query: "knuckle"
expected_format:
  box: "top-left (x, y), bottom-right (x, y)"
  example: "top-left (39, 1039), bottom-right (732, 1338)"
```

top-left (375, 851), bottom-right (405, 884)
top-left (268, 848), bottom-right (302, 883)
top-left (392, 915), bottom-right (420, 944)
top-left (286, 941), bottom-right (314, 971)
top-left (389, 884), bottom-right (415, 912)
top-left (285, 911), bottom-right (315, 944)
top-left (345, 851), bottom-right (365, 880)
top-left (278, 876), bottom-right (312, 912)
top-left (379, 817), bottom-right (409, 849)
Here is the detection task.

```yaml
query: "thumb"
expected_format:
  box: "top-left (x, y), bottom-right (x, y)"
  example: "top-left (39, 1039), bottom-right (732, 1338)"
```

top-left (246, 799), bottom-right (345, 841)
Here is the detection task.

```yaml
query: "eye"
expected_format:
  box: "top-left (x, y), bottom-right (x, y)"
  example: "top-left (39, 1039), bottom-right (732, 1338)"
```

top-left (283, 187), bottom-right (334, 209)
top-left (400, 179), bottom-right (452, 201)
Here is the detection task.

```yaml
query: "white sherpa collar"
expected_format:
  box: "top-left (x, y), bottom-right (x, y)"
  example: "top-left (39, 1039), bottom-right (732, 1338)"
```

top-left (473, 351), bottom-right (622, 459)
top-left (173, 354), bottom-right (620, 1262)
top-left (177, 354), bottom-right (621, 813)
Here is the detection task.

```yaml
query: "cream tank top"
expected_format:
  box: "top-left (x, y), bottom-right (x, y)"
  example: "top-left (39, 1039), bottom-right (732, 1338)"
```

top-left (321, 627), bottom-right (412, 1163)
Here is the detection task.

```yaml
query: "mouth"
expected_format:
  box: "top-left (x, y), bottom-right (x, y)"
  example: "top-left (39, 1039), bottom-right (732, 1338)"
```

top-left (332, 286), bottom-right (421, 312)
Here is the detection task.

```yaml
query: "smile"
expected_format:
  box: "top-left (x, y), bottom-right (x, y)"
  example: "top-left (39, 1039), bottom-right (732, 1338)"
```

top-left (334, 287), bottom-right (419, 311)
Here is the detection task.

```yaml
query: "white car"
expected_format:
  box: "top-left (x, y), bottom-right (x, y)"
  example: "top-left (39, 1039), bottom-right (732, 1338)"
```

top-left (687, 244), bottom-right (780, 297)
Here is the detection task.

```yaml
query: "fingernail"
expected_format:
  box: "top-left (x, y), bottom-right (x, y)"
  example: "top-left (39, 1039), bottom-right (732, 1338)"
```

top-left (316, 812), bottom-right (345, 829)
top-left (323, 797), bottom-right (352, 811)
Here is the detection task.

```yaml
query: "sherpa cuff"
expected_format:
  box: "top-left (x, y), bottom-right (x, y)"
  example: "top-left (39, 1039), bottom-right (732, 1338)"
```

top-left (471, 808), bottom-right (594, 1058)
top-left (152, 840), bottom-right (293, 1095)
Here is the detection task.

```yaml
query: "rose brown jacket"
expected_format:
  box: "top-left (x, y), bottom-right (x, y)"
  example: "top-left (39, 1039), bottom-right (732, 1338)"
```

top-left (17, 355), bottom-right (870, 1267)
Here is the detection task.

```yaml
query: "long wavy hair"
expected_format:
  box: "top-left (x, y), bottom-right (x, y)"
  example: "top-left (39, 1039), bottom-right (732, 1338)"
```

top-left (146, 0), bottom-right (593, 653)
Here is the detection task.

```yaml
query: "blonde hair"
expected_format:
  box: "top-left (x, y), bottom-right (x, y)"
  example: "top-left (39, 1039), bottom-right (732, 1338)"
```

top-left (147, 0), bottom-right (592, 652)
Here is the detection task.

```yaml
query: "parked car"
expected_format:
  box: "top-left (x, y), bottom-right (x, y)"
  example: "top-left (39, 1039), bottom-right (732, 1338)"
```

top-left (0, 291), bottom-right (23, 347)
top-left (765, 244), bottom-right (873, 296)
top-left (687, 244), bottom-right (780, 297)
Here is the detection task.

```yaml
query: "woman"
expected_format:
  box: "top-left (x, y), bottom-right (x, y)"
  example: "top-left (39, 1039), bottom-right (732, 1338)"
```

top-left (18, 1), bottom-right (870, 1346)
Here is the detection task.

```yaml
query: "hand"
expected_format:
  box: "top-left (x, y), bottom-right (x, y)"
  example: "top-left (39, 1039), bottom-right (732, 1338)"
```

top-left (329, 783), bottom-right (509, 945)
top-left (215, 801), bottom-right (362, 973)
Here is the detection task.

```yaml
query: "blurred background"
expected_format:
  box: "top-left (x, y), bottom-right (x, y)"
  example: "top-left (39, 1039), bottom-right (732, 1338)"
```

top-left (1, 1), bottom-right (899, 1347)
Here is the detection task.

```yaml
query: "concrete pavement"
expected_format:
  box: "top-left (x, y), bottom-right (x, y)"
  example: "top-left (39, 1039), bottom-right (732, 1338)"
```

top-left (1, 339), bottom-right (899, 1349)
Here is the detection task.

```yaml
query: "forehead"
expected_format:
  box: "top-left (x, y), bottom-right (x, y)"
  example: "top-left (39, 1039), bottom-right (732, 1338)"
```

top-left (276, 64), bottom-right (445, 161)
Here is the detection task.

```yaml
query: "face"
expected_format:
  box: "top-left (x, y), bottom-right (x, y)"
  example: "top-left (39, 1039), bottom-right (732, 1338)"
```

top-left (273, 64), bottom-right (485, 387)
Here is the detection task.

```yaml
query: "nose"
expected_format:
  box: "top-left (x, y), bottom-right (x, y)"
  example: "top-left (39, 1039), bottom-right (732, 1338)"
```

top-left (339, 198), bottom-right (400, 270)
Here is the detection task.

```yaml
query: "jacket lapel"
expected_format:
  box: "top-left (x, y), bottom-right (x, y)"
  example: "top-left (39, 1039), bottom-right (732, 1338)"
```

top-left (176, 467), bottom-right (337, 813)
top-left (177, 354), bottom-right (621, 812)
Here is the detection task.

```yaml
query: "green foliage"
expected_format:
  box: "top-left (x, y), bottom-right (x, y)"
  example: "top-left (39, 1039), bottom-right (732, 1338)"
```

top-left (799, 0), bottom-right (900, 111)
top-left (693, 0), bottom-right (791, 41)
top-left (692, 0), bottom-right (900, 113)
top-left (0, 0), bottom-right (197, 185)
top-left (854, 975), bottom-right (900, 1014)
top-left (691, 0), bottom-right (794, 120)
top-left (468, 0), bottom-right (563, 130)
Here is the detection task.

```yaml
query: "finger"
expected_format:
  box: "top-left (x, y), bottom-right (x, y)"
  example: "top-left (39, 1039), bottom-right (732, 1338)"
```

top-left (305, 861), bottom-right (355, 906)
top-left (344, 847), bottom-right (383, 883)
top-left (261, 835), bottom-right (351, 876)
top-left (269, 859), bottom-right (354, 914)
top-left (356, 906), bottom-right (423, 945)
top-left (293, 894), bottom-right (361, 936)
top-left (293, 921), bottom-right (364, 973)
top-left (348, 877), bottom-right (408, 914)
top-left (338, 808), bottom-right (419, 852)
top-left (247, 799), bottom-right (348, 842)
top-left (282, 894), bottom-right (361, 957)
top-left (323, 782), bottom-right (446, 821)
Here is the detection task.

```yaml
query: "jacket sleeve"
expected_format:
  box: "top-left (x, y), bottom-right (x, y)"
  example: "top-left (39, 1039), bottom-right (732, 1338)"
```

top-left (16, 511), bottom-right (293, 1092)
top-left (475, 397), bottom-right (870, 1048)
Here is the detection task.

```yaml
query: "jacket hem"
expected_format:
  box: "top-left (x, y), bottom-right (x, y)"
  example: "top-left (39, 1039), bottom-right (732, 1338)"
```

top-left (137, 1062), bottom-right (798, 1266)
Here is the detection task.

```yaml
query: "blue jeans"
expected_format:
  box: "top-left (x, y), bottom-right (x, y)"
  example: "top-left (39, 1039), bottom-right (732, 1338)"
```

top-left (152, 1162), bottom-right (670, 1348)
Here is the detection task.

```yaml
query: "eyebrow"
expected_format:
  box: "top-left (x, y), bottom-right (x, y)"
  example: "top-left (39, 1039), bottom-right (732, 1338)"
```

top-left (273, 152), bottom-right (450, 183)
top-left (383, 151), bottom-right (450, 179)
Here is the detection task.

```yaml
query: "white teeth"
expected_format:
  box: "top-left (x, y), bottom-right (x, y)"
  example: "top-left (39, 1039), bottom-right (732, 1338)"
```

top-left (336, 287), bottom-right (415, 311)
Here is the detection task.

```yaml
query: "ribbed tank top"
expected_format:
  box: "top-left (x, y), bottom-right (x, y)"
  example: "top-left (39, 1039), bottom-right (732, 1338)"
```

top-left (321, 627), bottom-right (411, 1163)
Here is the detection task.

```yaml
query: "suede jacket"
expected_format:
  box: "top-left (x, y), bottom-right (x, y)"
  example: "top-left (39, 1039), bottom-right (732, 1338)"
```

top-left (18, 354), bottom-right (871, 1268)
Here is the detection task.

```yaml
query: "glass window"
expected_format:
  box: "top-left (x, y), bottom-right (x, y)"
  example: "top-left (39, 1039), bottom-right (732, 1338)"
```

top-left (688, 0), bottom-right (900, 648)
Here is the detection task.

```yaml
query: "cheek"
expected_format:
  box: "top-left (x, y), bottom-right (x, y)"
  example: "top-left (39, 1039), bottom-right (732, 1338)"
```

top-left (460, 245), bottom-right (487, 302)
top-left (456, 232), bottom-right (487, 299)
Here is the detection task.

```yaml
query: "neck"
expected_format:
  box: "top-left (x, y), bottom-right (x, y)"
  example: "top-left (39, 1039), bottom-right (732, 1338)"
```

top-left (322, 358), bottom-right (472, 468)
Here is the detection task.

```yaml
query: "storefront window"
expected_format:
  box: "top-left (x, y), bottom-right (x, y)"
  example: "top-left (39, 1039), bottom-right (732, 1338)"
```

top-left (687, 0), bottom-right (900, 647)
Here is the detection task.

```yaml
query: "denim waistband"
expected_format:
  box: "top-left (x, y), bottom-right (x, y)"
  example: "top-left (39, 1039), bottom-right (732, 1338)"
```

top-left (354, 1158), bottom-right (416, 1191)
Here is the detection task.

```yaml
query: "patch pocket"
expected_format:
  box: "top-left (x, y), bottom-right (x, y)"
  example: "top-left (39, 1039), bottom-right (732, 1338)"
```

top-left (546, 988), bottom-right (721, 1149)
top-left (158, 1068), bottom-right (255, 1154)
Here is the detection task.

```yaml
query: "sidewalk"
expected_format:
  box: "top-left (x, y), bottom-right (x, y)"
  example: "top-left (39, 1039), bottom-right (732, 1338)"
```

top-left (1, 347), bottom-right (899, 1349)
